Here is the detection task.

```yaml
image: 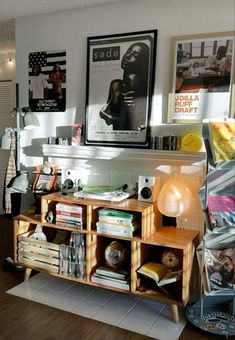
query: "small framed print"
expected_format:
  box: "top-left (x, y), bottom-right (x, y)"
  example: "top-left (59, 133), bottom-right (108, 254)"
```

top-left (168, 31), bottom-right (234, 123)
top-left (85, 30), bottom-right (157, 148)
top-left (28, 50), bottom-right (66, 112)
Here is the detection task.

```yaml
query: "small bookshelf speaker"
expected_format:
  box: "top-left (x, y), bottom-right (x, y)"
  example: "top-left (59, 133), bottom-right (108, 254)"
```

top-left (138, 176), bottom-right (160, 202)
top-left (61, 169), bottom-right (81, 192)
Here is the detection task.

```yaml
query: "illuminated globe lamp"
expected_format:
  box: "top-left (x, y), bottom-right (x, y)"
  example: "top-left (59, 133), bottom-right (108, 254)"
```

top-left (157, 173), bottom-right (193, 219)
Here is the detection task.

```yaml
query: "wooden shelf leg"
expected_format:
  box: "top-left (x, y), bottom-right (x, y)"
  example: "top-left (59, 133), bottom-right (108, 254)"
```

top-left (170, 304), bottom-right (179, 323)
top-left (24, 268), bottom-right (32, 281)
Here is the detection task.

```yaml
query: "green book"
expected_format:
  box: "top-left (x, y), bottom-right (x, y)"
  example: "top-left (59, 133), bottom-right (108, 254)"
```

top-left (98, 208), bottom-right (135, 220)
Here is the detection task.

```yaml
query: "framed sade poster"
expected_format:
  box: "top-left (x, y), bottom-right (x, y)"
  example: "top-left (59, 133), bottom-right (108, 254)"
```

top-left (28, 50), bottom-right (66, 112)
top-left (85, 30), bottom-right (157, 147)
top-left (168, 32), bottom-right (234, 123)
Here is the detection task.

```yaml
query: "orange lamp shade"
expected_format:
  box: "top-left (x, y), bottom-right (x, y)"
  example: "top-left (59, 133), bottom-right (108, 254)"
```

top-left (157, 176), bottom-right (193, 217)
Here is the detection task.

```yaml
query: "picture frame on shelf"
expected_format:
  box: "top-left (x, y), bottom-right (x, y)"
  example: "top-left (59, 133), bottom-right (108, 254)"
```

top-left (85, 30), bottom-right (157, 148)
top-left (168, 31), bottom-right (234, 123)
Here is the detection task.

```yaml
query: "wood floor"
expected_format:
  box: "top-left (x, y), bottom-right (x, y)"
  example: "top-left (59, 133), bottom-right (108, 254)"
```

top-left (0, 215), bottom-right (223, 340)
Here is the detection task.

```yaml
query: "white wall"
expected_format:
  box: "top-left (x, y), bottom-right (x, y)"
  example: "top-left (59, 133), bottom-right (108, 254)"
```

top-left (14, 0), bottom-right (234, 214)
top-left (15, 0), bottom-right (234, 159)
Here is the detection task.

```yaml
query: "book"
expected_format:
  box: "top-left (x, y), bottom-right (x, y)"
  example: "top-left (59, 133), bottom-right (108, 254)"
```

top-left (98, 208), bottom-right (136, 220)
top-left (136, 262), bottom-right (182, 287)
top-left (96, 222), bottom-right (138, 237)
top-left (56, 217), bottom-right (83, 226)
top-left (97, 220), bottom-right (138, 230)
top-left (93, 272), bottom-right (129, 284)
top-left (74, 189), bottom-right (133, 202)
top-left (56, 221), bottom-right (83, 228)
top-left (56, 214), bottom-right (84, 223)
top-left (208, 121), bottom-right (235, 165)
top-left (204, 247), bottom-right (235, 292)
top-left (56, 210), bottom-right (84, 218)
top-left (56, 203), bottom-right (84, 214)
top-left (90, 273), bottom-right (130, 291)
top-left (98, 216), bottom-right (138, 226)
top-left (95, 265), bottom-right (129, 280)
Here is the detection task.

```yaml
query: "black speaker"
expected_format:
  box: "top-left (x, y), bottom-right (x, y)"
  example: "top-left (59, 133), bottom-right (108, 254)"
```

top-left (138, 176), bottom-right (159, 202)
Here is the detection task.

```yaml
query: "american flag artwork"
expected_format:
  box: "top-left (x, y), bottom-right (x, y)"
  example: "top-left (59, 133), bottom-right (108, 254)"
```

top-left (29, 51), bottom-right (47, 68)
top-left (28, 50), bottom-right (66, 112)
top-left (28, 50), bottom-right (66, 77)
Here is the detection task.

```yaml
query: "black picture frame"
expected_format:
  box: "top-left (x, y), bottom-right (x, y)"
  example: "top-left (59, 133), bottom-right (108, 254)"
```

top-left (85, 30), bottom-right (157, 148)
top-left (28, 50), bottom-right (66, 112)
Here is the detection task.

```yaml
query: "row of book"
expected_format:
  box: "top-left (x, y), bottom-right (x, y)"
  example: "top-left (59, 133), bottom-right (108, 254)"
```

top-left (59, 232), bottom-right (86, 278)
top-left (55, 202), bottom-right (86, 229)
top-left (96, 208), bottom-right (140, 237)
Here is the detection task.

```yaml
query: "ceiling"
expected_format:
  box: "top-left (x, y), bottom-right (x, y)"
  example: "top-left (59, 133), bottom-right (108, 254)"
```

top-left (0, 0), bottom-right (124, 55)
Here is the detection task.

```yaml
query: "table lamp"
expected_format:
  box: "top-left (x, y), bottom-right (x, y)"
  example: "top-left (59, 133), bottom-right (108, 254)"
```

top-left (157, 172), bottom-right (193, 218)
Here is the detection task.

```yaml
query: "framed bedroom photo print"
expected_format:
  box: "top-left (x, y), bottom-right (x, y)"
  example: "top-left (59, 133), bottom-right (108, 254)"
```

top-left (85, 30), bottom-right (157, 147)
top-left (168, 31), bottom-right (234, 123)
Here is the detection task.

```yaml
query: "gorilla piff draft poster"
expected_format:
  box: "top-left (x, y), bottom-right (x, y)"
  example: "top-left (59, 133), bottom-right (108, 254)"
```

top-left (85, 30), bottom-right (157, 147)
top-left (28, 50), bottom-right (66, 112)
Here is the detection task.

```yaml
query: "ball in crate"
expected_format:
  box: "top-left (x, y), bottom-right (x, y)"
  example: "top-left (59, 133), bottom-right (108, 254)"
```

top-left (105, 241), bottom-right (127, 269)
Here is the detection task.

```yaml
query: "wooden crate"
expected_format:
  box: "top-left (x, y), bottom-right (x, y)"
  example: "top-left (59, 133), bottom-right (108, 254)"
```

top-left (18, 231), bottom-right (60, 273)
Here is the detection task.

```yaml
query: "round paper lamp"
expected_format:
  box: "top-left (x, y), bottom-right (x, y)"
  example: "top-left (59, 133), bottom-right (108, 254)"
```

top-left (157, 175), bottom-right (193, 217)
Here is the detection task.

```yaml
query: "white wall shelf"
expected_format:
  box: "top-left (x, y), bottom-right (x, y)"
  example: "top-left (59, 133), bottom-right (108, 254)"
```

top-left (42, 144), bottom-right (206, 165)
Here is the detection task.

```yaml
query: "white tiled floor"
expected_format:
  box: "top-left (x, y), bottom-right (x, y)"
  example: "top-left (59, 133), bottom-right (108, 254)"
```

top-left (7, 273), bottom-right (186, 340)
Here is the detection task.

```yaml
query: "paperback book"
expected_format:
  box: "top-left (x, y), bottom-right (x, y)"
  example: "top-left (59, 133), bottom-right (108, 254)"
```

top-left (90, 273), bottom-right (130, 291)
top-left (56, 203), bottom-right (84, 214)
top-left (98, 208), bottom-right (138, 222)
top-left (96, 221), bottom-right (139, 237)
top-left (95, 265), bottom-right (129, 280)
top-left (92, 272), bottom-right (129, 284)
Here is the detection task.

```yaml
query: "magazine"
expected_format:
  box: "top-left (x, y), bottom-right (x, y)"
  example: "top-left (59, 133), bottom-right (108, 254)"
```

top-left (207, 195), bottom-right (235, 230)
top-left (208, 121), bottom-right (235, 165)
top-left (136, 261), bottom-right (182, 287)
top-left (204, 247), bottom-right (235, 292)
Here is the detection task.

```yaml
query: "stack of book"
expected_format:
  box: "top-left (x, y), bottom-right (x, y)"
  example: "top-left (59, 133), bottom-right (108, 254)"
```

top-left (55, 202), bottom-right (86, 229)
top-left (96, 208), bottom-right (139, 237)
top-left (91, 265), bottom-right (130, 291)
top-left (59, 231), bottom-right (86, 278)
